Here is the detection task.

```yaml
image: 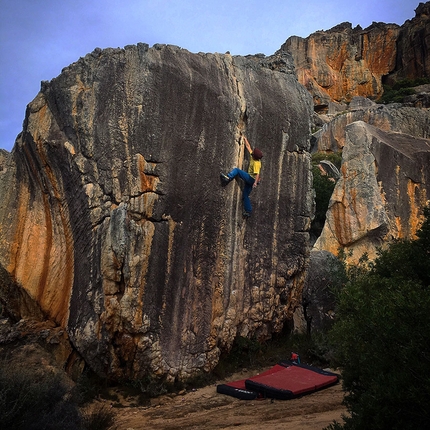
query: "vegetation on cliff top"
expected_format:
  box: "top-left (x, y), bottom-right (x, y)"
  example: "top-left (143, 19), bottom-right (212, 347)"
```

top-left (0, 356), bottom-right (115, 430)
top-left (379, 77), bottom-right (430, 104)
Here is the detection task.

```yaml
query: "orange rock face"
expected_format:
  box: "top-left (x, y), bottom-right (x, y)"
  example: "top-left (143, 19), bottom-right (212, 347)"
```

top-left (1, 94), bottom-right (74, 327)
top-left (281, 23), bottom-right (400, 107)
top-left (281, 3), bottom-right (430, 107)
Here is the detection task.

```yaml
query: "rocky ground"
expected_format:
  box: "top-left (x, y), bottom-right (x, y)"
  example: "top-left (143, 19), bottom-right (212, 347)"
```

top-left (0, 318), bottom-right (347, 429)
top-left (105, 368), bottom-right (347, 430)
top-left (0, 319), bottom-right (346, 430)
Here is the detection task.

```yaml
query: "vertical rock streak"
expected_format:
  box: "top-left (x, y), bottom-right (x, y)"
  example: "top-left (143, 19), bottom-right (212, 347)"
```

top-left (6, 98), bottom-right (74, 327)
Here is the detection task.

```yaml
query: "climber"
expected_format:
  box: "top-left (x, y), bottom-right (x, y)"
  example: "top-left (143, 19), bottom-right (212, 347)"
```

top-left (220, 136), bottom-right (263, 217)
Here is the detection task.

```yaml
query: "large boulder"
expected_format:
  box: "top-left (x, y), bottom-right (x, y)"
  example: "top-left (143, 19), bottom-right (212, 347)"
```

top-left (314, 121), bottom-right (430, 263)
top-left (311, 104), bottom-right (430, 153)
top-left (0, 44), bottom-right (314, 381)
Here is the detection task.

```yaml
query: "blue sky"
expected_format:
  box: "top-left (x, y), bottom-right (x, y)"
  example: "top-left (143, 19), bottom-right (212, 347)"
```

top-left (0, 0), bottom-right (420, 151)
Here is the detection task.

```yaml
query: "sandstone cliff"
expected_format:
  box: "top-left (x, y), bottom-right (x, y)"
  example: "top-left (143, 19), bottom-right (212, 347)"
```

top-left (281, 2), bottom-right (430, 108)
top-left (298, 110), bottom-right (430, 333)
top-left (314, 120), bottom-right (430, 262)
top-left (387, 2), bottom-right (430, 83)
top-left (312, 100), bottom-right (430, 153)
top-left (0, 45), bottom-right (313, 381)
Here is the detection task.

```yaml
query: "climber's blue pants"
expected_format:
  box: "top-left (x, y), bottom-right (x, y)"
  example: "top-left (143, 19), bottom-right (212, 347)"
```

top-left (227, 168), bottom-right (255, 213)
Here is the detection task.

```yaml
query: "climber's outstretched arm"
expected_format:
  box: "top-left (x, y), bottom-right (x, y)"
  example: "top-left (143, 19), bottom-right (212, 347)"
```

top-left (243, 136), bottom-right (252, 154)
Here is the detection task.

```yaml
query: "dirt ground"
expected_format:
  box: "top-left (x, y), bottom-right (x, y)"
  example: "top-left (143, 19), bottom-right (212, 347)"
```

top-left (0, 322), bottom-right (346, 429)
top-left (108, 368), bottom-right (347, 430)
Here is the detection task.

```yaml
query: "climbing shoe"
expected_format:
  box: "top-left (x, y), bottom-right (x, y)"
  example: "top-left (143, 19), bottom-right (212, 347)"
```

top-left (220, 172), bottom-right (231, 184)
top-left (243, 211), bottom-right (251, 218)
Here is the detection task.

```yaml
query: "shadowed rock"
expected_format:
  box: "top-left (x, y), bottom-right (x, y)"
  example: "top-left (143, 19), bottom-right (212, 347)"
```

top-left (301, 250), bottom-right (342, 334)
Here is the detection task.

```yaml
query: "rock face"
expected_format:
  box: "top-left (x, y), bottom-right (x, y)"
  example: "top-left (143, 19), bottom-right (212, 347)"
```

top-left (300, 250), bottom-right (342, 334)
top-left (280, 22), bottom-right (400, 108)
top-left (0, 45), bottom-right (313, 381)
top-left (387, 2), bottom-right (430, 83)
top-left (281, 2), bottom-right (430, 108)
top-left (312, 102), bottom-right (430, 153)
top-left (314, 121), bottom-right (430, 262)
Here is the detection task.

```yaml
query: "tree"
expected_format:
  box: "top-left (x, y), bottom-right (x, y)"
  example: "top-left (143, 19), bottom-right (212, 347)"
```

top-left (328, 207), bottom-right (430, 429)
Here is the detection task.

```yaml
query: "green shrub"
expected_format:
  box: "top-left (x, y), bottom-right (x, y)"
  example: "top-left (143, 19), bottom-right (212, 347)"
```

top-left (327, 208), bottom-right (430, 429)
top-left (392, 77), bottom-right (430, 90)
top-left (379, 77), bottom-right (430, 104)
top-left (0, 358), bottom-right (116, 430)
top-left (81, 404), bottom-right (115, 430)
top-left (0, 361), bottom-right (82, 430)
top-left (213, 336), bottom-right (263, 378)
